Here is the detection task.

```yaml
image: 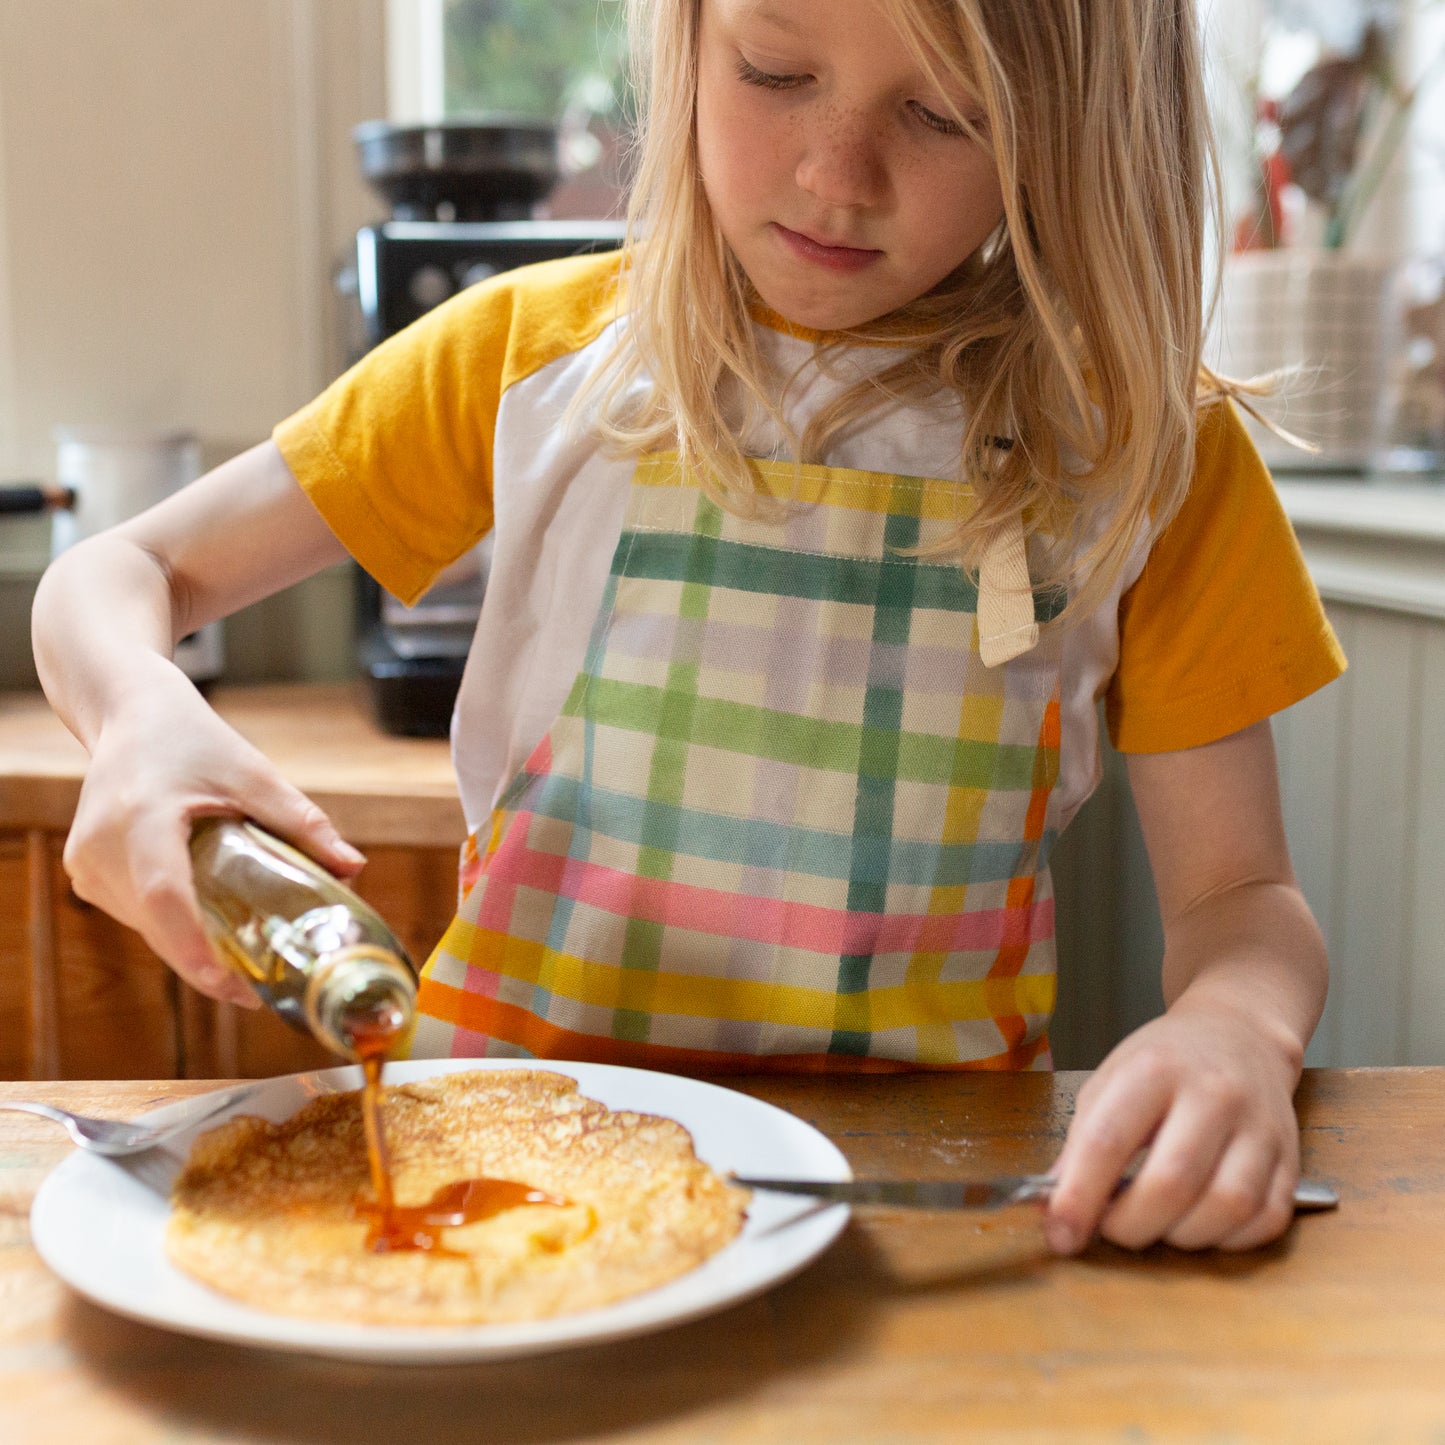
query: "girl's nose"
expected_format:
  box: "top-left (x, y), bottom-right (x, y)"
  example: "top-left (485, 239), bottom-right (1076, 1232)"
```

top-left (794, 111), bottom-right (888, 209)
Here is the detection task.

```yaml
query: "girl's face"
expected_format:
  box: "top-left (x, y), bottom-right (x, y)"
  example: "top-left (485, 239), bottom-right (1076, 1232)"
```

top-left (695, 0), bottom-right (1005, 332)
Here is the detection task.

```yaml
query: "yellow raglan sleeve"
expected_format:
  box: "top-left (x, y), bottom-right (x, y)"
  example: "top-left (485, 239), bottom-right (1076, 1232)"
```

top-left (273, 279), bottom-right (512, 607)
top-left (1105, 400), bottom-right (1347, 753)
top-left (272, 251), bottom-right (623, 607)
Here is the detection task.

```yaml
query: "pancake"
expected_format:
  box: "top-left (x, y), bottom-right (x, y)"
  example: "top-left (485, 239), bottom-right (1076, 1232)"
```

top-left (166, 1068), bottom-right (750, 1326)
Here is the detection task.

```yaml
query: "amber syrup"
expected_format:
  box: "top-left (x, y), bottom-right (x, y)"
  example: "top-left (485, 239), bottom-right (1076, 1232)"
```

top-left (349, 1024), bottom-right (570, 1254)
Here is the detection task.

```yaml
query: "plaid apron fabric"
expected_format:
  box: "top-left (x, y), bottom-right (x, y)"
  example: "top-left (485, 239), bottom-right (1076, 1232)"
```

top-left (411, 453), bottom-right (1064, 1071)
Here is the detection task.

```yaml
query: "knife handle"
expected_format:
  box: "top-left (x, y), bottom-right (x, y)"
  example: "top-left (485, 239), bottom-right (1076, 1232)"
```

top-left (1035, 1174), bottom-right (1340, 1212)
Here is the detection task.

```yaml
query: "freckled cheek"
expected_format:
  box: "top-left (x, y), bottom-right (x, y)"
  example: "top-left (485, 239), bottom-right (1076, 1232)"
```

top-left (696, 91), bottom-right (740, 207)
top-left (975, 167), bottom-right (1006, 228)
top-left (913, 164), bottom-right (1006, 266)
top-left (698, 95), bottom-right (793, 221)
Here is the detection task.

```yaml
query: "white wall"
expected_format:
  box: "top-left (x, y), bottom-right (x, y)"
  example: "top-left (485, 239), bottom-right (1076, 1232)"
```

top-left (0, 0), bottom-right (388, 684)
top-left (1274, 498), bottom-right (1445, 1068)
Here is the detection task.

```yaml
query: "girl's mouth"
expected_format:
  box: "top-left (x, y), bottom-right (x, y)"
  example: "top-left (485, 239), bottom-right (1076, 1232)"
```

top-left (773, 224), bottom-right (883, 272)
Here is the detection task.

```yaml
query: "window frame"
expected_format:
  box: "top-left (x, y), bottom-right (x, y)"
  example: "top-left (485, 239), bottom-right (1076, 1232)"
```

top-left (385, 0), bottom-right (446, 121)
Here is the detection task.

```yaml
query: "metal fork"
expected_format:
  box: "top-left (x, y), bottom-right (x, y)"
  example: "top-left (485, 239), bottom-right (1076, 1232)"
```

top-left (0, 1086), bottom-right (256, 1156)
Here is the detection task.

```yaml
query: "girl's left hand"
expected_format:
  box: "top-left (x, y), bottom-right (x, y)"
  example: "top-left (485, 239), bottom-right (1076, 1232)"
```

top-left (1042, 1000), bottom-right (1302, 1253)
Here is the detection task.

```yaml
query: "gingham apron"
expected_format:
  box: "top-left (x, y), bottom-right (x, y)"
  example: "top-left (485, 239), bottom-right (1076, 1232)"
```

top-left (411, 452), bottom-right (1064, 1071)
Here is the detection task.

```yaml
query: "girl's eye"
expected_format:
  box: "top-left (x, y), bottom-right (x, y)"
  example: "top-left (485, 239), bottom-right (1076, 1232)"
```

top-left (909, 101), bottom-right (969, 138)
top-left (735, 57), bottom-right (810, 91)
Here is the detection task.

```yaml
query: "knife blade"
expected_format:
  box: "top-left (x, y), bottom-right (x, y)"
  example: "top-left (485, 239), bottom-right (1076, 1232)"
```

top-left (731, 1174), bottom-right (1340, 1213)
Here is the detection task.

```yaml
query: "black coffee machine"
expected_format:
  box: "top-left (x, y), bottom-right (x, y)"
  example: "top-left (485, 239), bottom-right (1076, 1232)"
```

top-left (348, 120), bottom-right (624, 737)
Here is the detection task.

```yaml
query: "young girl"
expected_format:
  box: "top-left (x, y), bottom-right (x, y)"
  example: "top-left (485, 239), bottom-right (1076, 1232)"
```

top-left (32, 0), bottom-right (1343, 1258)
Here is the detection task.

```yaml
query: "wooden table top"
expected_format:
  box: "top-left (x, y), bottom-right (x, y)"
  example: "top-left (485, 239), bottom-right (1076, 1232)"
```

top-left (2, 1067), bottom-right (1443, 1442)
top-left (0, 683), bottom-right (465, 848)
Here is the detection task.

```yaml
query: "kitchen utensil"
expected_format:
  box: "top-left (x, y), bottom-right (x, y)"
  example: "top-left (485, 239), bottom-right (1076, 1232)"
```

top-left (49, 426), bottom-right (223, 682)
top-left (51, 426), bottom-right (200, 547)
top-left (0, 483), bottom-right (75, 515)
top-left (353, 119), bottom-right (560, 222)
top-left (0, 1086), bottom-right (255, 1156)
top-left (734, 1174), bottom-right (1340, 1212)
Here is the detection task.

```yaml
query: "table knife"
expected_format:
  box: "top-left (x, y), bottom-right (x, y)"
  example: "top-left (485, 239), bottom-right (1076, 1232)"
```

top-left (732, 1174), bottom-right (1339, 1212)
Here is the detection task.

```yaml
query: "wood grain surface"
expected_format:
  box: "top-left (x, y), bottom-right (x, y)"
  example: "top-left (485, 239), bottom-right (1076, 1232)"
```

top-left (1, 1068), bottom-right (1443, 1443)
top-left (0, 683), bottom-right (466, 847)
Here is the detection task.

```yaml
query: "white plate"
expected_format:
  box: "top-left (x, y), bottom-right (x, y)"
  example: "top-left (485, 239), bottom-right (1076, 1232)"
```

top-left (30, 1059), bottom-right (850, 1363)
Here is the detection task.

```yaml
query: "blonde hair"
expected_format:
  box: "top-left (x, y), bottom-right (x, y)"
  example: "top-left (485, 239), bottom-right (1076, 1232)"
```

top-left (579, 0), bottom-right (1241, 621)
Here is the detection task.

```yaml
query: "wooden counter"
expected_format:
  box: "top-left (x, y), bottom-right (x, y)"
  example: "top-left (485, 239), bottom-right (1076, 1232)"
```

top-left (2, 1067), bottom-right (1443, 1442)
top-left (0, 682), bottom-right (466, 847)
top-left (0, 684), bottom-right (465, 1082)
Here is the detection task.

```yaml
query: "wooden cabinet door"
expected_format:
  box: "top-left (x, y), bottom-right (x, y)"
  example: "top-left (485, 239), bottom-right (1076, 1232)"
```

top-left (0, 833), bottom-right (177, 1080)
top-left (0, 836), bottom-right (460, 1081)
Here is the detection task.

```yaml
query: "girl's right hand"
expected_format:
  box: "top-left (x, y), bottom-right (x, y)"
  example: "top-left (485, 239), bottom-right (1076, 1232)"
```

top-left (61, 668), bottom-right (367, 1007)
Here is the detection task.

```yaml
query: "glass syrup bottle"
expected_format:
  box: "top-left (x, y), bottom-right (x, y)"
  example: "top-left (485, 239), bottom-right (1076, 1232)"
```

top-left (188, 817), bottom-right (417, 1060)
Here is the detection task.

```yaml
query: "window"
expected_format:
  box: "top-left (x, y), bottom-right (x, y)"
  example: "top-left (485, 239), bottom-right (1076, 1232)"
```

top-left (389, 0), bottom-right (630, 218)
top-left (444, 0), bottom-right (625, 119)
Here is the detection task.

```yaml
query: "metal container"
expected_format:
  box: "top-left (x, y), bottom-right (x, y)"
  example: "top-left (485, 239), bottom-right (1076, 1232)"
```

top-left (352, 119), bottom-right (560, 222)
top-left (50, 427), bottom-right (223, 683)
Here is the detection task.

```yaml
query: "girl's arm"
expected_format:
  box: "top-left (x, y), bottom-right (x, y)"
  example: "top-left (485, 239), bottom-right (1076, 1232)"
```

top-left (1044, 719), bottom-right (1328, 1253)
top-left (31, 440), bottom-right (357, 1005)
